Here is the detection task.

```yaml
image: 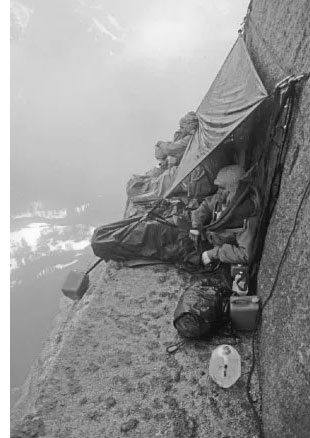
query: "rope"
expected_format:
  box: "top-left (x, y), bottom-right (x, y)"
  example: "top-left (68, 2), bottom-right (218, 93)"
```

top-left (245, 81), bottom-right (298, 438)
top-left (246, 177), bottom-right (310, 437)
top-left (249, 82), bottom-right (296, 282)
top-left (245, 79), bottom-right (308, 436)
top-left (84, 258), bottom-right (104, 276)
top-left (261, 178), bottom-right (310, 311)
top-left (246, 311), bottom-right (263, 437)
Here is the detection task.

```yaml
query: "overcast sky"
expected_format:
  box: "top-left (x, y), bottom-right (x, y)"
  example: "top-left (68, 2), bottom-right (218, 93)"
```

top-left (11, 0), bottom-right (249, 215)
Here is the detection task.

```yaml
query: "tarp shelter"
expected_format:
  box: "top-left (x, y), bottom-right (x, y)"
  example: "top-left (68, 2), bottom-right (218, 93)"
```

top-left (164, 35), bottom-right (268, 197)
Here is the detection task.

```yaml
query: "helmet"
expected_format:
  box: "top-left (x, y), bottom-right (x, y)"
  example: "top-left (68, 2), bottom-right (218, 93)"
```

top-left (214, 165), bottom-right (245, 188)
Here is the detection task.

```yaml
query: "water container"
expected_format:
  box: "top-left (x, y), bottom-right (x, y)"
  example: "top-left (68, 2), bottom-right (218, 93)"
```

top-left (209, 344), bottom-right (241, 388)
top-left (232, 274), bottom-right (248, 296)
top-left (61, 271), bottom-right (89, 300)
top-left (229, 296), bottom-right (260, 331)
top-left (231, 264), bottom-right (248, 296)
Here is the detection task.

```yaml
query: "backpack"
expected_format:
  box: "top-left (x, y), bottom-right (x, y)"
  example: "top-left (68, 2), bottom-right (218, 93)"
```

top-left (173, 267), bottom-right (232, 339)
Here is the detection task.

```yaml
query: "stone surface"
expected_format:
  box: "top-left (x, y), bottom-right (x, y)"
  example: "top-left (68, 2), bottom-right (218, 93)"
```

top-left (10, 3), bottom-right (310, 437)
top-left (11, 264), bottom-right (259, 437)
top-left (245, 1), bottom-right (310, 437)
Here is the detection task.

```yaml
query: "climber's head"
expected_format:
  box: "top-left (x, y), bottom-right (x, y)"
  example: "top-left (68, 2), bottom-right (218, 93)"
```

top-left (214, 165), bottom-right (245, 202)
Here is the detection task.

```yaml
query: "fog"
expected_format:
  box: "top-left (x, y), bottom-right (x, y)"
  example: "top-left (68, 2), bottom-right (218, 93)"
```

top-left (10, 0), bottom-right (251, 393)
top-left (11, 0), bottom-right (249, 216)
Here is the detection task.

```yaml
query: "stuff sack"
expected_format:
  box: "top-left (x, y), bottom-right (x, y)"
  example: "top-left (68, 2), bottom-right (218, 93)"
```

top-left (173, 270), bottom-right (232, 339)
top-left (91, 210), bottom-right (199, 264)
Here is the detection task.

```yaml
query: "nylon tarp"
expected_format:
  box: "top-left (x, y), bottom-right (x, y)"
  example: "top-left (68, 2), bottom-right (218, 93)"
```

top-left (165, 35), bottom-right (268, 197)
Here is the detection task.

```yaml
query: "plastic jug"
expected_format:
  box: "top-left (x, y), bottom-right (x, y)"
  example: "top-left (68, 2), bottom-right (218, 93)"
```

top-left (209, 345), bottom-right (241, 388)
top-left (229, 296), bottom-right (260, 331)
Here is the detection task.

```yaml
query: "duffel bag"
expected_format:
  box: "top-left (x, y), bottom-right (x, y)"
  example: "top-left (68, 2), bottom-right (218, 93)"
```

top-left (173, 275), bottom-right (231, 339)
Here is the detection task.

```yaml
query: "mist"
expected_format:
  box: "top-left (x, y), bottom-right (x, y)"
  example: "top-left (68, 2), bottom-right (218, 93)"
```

top-left (10, 0), bottom-right (251, 392)
top-left (11, 0), bottom-right (249, 217)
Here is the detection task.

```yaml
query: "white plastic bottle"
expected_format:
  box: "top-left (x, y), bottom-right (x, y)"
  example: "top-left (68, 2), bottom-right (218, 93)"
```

top-left (232, 273), bottom-right (248, 296)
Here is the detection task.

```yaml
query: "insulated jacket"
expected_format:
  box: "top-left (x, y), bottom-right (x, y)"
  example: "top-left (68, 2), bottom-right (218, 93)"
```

top-left (191, 185), bottom-right (260, 264)
top-left (154, 135), bottom-right (191, 163)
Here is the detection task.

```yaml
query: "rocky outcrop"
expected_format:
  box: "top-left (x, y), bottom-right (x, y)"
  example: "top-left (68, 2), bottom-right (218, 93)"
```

top-left (11, 263), bottom-right (259, 438)
top-left (245, 1), bottom-right (310, 437)
top-left (10, 2), bottom-right (310, 437)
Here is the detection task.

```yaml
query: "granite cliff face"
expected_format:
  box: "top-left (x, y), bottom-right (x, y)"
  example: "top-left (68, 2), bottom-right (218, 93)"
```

top-left (10, 1), bottom-right (310, 437)
top-left (245, 0), bottom-right (310, 437)
top-left (11, 263), bottom-right (259, 438)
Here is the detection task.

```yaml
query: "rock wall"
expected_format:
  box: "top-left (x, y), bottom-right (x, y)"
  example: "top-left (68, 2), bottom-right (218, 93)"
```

top-left (11, 263), bottom-right (260, 438)
top-left (11, 2), bottom-right (310, 437)
top-left (245, 1), bottom-right (310, 437)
